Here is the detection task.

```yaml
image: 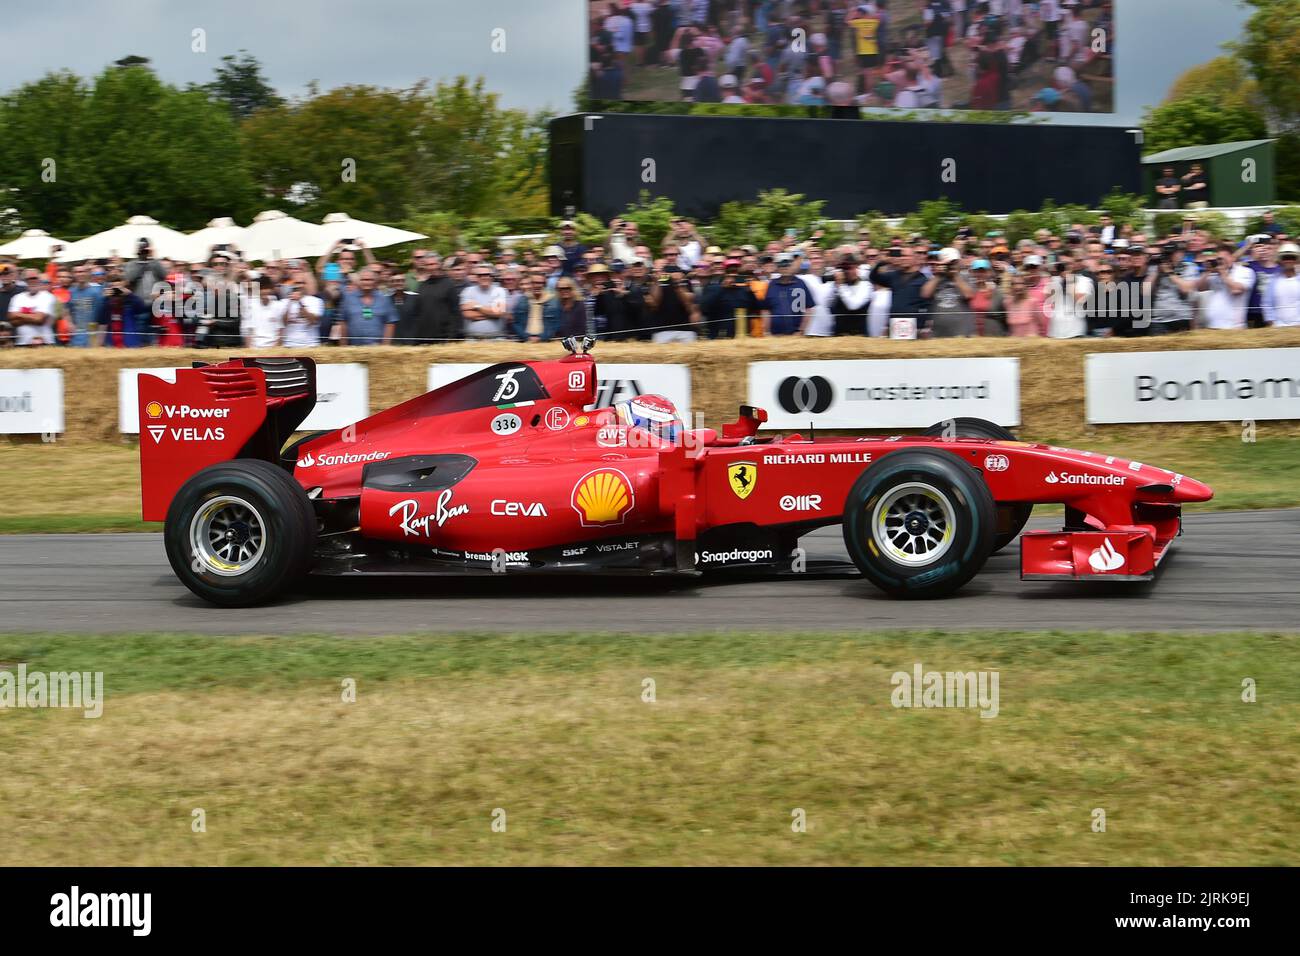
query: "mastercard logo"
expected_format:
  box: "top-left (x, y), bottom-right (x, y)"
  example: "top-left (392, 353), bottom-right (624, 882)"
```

top-left (145, 401), bottom-right (163, 419)
top-left (571, 468), bottom-right (634, 527)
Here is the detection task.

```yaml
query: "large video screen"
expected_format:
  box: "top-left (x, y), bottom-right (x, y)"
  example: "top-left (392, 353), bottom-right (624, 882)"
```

top-left (588, 1), bottom-right (1115, 114)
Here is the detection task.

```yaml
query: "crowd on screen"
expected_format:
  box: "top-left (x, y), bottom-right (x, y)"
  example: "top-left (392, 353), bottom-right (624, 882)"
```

top-left (589, 0), bottom-right (1112, 113)
top-left (3, 209), bottom-right (1299, 347)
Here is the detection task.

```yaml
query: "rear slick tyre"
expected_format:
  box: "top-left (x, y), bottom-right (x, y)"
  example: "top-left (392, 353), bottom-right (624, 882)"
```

top-left (164, 460), bottom-right (316, 607)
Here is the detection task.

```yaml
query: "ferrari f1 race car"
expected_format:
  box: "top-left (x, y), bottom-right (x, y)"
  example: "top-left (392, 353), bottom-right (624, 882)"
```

top-left (137, 339), bottom-right (1212, 606)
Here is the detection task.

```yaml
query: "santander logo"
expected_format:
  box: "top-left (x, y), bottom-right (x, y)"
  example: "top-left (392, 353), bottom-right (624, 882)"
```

top-left (1044, 471), bottom-right (1125, 487)
top-left (1088, 538), bottom-right (1125, 573)
top-left (297, 450), bottom-right (390, 469)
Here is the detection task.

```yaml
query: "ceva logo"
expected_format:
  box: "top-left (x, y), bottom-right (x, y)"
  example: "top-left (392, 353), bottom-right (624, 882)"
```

top-left (1088, 538), bottom-right (1126, 572)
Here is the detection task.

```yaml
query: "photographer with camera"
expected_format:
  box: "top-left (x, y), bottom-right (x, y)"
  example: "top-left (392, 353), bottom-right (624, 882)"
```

top-left (646, 263), bottom-right (699, 343)
top-left (124, 237), bottom-right (167, 305)
top-left (1197, 243), bottom-right (1254, 329)
top-left (828, 255), bottom-right (873, 336)
top-left (699, 257), bottom-right (759, 339)
top-left (869, 243), bottom-right (929, 337)
top-left (93, 270), bottom-right (151, 348)
top-left (1046, 249), bottom-right (1092, 338)
top-left (1144, 243), bottom-right (1197, 335)
top-left (921, 248), bottom-right (975, 337)
top-left (588, 263), bottom-right (638, 340)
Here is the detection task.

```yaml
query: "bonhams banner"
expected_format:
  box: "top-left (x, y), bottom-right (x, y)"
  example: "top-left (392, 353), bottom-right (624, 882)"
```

top-left (1086, 349), bottom-right (1300, 423)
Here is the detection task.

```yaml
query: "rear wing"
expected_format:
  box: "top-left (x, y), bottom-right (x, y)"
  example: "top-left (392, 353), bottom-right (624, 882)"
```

top-left (138, 357), bottom-right (317, 521)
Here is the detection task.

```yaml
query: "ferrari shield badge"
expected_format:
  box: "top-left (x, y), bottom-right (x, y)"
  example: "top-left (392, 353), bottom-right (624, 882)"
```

top-left (728, 462), bottom-right (757, 500)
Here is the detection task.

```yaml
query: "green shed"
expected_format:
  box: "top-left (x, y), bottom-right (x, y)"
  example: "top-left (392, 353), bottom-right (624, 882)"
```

top-left (1141, 139), bottom-right (1276, 208)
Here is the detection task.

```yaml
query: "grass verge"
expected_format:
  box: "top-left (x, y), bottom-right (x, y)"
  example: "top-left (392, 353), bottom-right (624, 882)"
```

top-left (1, 630), bottom-right (1296, 866)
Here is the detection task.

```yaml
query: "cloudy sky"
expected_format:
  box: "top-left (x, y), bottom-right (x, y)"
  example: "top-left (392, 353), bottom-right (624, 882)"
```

top-left (10, 0), bottom-right (1247, 124)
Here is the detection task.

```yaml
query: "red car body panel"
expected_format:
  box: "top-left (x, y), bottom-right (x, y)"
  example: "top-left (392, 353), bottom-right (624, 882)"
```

top-left (139, 353), bottom-right (1212, 584)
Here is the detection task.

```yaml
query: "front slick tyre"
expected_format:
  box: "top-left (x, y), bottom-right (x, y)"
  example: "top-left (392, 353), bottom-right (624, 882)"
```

top-left (164, 460), bottom-right (316, 607)
top-left (843, 449), bottom-right (996, 599)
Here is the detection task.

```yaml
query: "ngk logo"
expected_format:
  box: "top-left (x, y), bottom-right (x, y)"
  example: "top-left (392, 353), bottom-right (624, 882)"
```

top-left (780, 494), bottom-right (822, 513)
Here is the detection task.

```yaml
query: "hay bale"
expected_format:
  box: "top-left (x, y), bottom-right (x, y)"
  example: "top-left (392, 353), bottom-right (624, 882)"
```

top-left (5, 328), bottom-right (1300, 444)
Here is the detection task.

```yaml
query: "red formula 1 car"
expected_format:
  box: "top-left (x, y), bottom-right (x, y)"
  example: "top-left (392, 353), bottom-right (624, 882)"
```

top-left (138, 340), bottom-right (1212, 606)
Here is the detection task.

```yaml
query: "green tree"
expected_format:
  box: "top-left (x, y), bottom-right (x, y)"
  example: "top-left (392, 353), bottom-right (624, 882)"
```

top-left (0, 71), bottom-right (90, 235)
top-left (1164, 56), bottom-right (1262, 115)
top-left (1141, 95), bottom-right (1268, 156)
top-left (1235, 0), bottom-right (1300, 129)
top-left (0, 64), bottom-right (256, 235)
top-left (240, 77), bottom-right (549, 224)
top-left (205, 51), bottom-right (284, 121)
top-left (708, 189), bottom-right (826, 248)
top-left (618, 192), bottom-right (677, 250)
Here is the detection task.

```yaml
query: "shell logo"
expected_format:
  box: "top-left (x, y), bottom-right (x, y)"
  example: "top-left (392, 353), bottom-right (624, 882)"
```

top-left (145, 401), bottom-right (163, 419)
top-left (571, 468), bottom-right (634, 527)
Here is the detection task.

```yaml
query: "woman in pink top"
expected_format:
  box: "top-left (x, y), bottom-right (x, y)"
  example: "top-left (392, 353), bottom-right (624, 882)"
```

top-left (1005, 275), bottom-right (1042, 336)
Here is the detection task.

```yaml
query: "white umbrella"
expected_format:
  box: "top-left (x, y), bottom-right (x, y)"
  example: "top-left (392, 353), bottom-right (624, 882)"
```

top-left (183, 217), bottom-right (247, 264)
top-left (319, 212), bottom-right (426, 252)
top-left (55, 215), bottom-right (193, 263)
top-left (0, 229), bottom-right (69, 260)
top-left (238, 210), bottom-right (328, 262)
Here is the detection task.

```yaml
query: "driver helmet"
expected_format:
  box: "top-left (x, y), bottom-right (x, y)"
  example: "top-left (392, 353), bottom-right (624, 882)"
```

top-left (614, 394), bottom-right (684, 443)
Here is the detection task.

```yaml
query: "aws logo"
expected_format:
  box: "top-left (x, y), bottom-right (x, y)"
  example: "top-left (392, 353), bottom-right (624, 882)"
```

top-left (571, 468), bottom-right (634, 527)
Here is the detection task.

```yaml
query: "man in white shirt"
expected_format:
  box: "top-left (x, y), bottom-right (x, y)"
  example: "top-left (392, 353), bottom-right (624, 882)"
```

top-left (7, 270), bottom-right (57, 346)
top-left (671, 219), bottom-right (704, 270)
top-left (460, 266), bottom-right (508, 339)
top-left (1046, 253), bottom-right (1092, 338)
top-left (797, 251), bottom-right (836, 336)
top-left (1263, 243), bottom-right (1300, 327)
top-left (241, 276), bottom-right (286, 348)
top-left (281, 283), bottom-right (324, 347)
top-left (1197, 245), bottom-right (1255, 329)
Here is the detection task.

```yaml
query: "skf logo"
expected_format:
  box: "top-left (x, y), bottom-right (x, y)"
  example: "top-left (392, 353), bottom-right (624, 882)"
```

top-left (1088, 537), bottom-right (1125, 573)
top-left (984, 454), bottom-right (1010, 472)
top-left (571, 468), bottom-right (634, 527)
top-left (144, 401), bottom-right (163, 419)
top-left (727, 462), bottom-right (757, 500)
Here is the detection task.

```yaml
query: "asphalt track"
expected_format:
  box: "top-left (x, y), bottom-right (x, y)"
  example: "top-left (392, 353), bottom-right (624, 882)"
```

top-left (1, 510), bottom-right (1296, 634)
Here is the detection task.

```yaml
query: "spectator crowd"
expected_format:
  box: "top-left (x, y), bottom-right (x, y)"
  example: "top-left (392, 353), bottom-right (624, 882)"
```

top-left (4, 208), bottom-right (1299, 348)
top-left (590, 0), bottom-right (1113, 113)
